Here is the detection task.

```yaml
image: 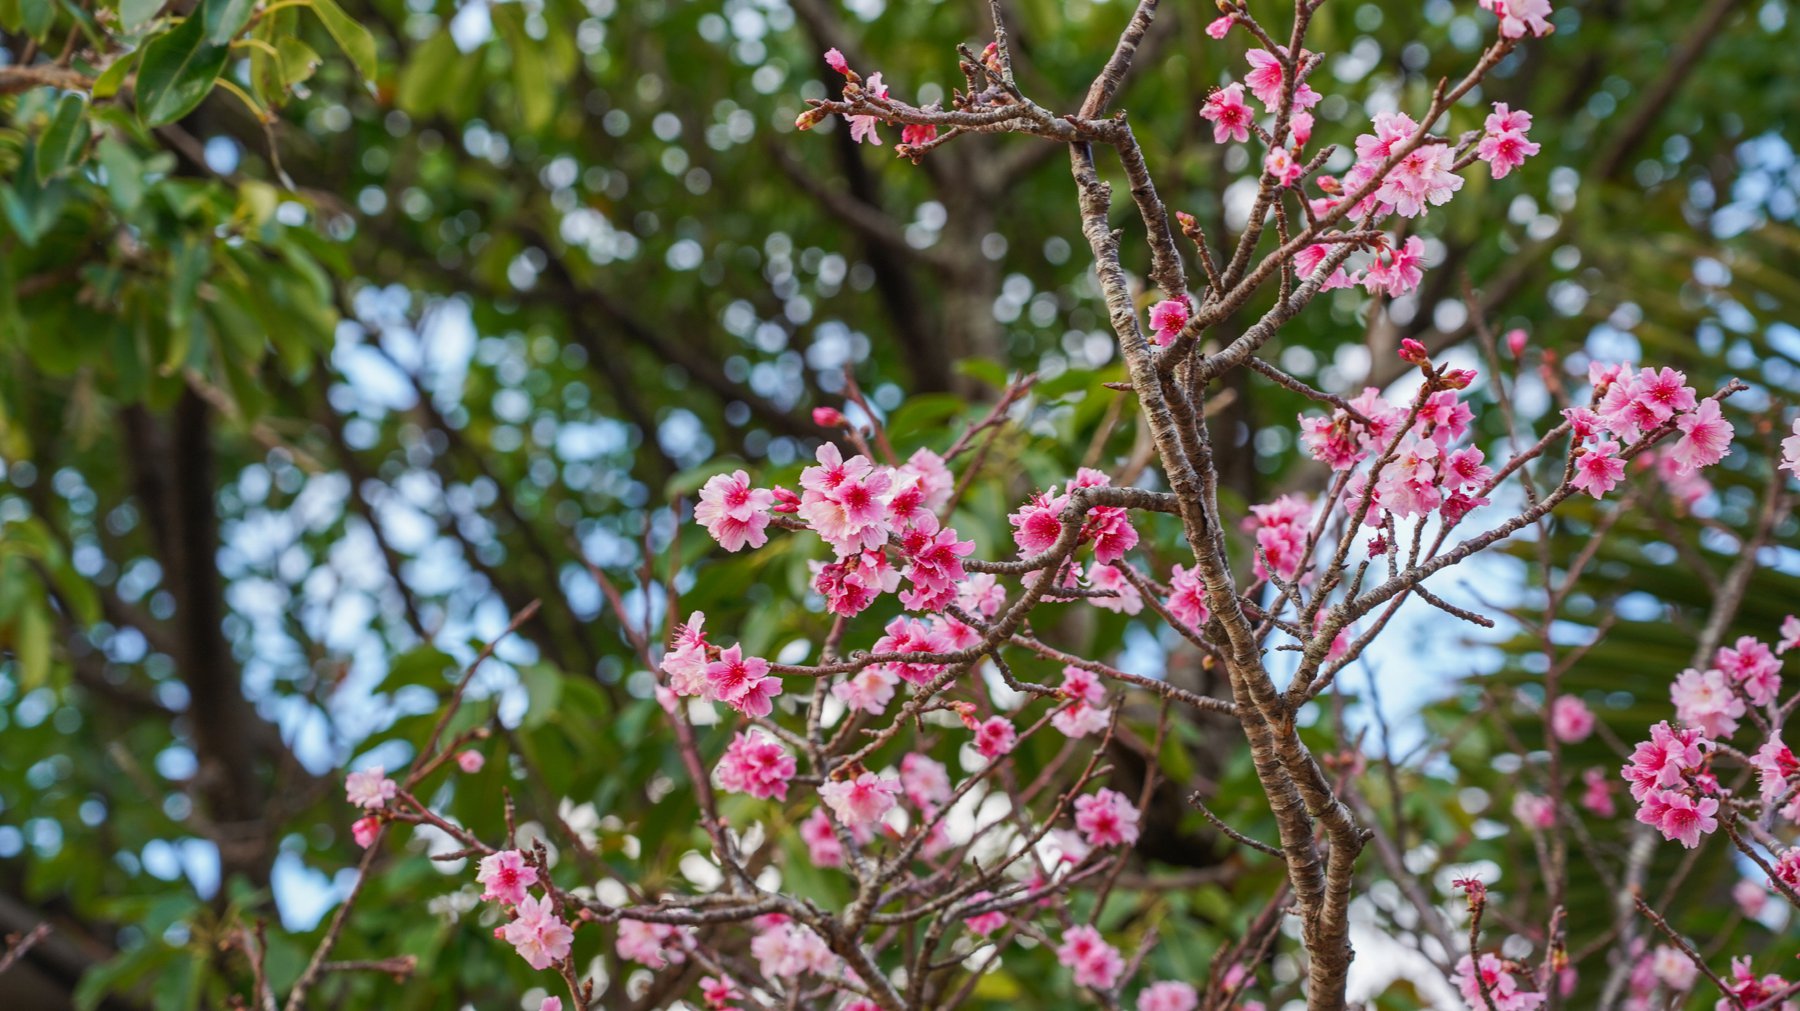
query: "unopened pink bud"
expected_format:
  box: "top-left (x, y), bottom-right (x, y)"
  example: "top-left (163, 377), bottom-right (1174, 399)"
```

top-left (1505, 328), bottom-right (1528, 357)
top-left (1442, 368), bottom-right (1477, 390)
top-left (813, 407), bottom-right (847, 428)
top-left (1397, 338), bottom-right (1429, 365)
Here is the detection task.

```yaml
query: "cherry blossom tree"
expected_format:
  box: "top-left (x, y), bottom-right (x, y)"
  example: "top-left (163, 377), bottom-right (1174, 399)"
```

top-left (274, 2), bottom-right (1800, 1009)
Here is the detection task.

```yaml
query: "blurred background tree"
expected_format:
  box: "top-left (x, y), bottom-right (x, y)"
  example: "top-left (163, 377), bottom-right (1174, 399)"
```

top-left (1, 0), bottom-right (1797, 1006)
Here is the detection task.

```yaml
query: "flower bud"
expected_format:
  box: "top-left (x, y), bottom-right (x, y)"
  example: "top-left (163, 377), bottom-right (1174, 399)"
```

top-left (1397, 338), bottom-right (1430, 365)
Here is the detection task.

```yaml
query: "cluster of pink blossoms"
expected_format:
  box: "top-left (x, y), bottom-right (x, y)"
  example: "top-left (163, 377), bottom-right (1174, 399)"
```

top-left (1056, 925), bottom-right (1126, 991)
top-left (1452, 953), bottom-right (1546, 1011)
top-left (615, 917), bottom-right (692, 971)
top-left (473, 850), bottom-right (574, 970)
top-left (1072, 788), bottom-right (1141, 849)
top-left (716, 730), bottom-right (797, 800)
top-left (1622, 721), bottom-right (1717, 849)
top-left (1672, 634), bottom-right (1783, 737)
top-left (1621, 615), bottom-right (1799, 852)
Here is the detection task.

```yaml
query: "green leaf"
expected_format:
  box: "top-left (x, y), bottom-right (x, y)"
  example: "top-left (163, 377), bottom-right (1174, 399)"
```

top-left (91, 51), bottom-right (136, 99)
top-left (395, 30), bottom-right (458, 118)
top-left (135, 15), bottom-right (230, 126)
top-left (15, 601), bottom-right (51, 690)
top-left (20, 0), bottom-right (53, 39)
top-left (36, 92), bottom-right (90, 183)
top-left (119, 0), bottom-right (163, 31)
top-left (95, 134), bottom-right (145, 213)
top-left (276, 36), bottom-right (320, 88)
top-left (0, 149), bottom-right (70, 246)
top-left (202, 0), bottom-right (252, 45)
top-left (494, 5), bottom-right (552, 131)
top-left (306, 0), bottom-right (376, 82)
top-left (520, 662), bottom-right (563, 729)
top-left (375, 646), bottom-right (456, 695)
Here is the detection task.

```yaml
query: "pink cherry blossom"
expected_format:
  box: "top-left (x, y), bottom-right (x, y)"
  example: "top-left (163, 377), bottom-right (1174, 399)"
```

top-left (1074, 788), bottom-right (1141, 848)
top-left (1362, 235), bottom-right (1426, 297)
top-left (351, 816), bottom-right (380, 848)
top-left (1512, 792), bottom-right (1554, 830)
top-left (899, 753), bottom-right (952, 810)
top-left (1138, 981), bottom-right (1199, 1011)
top-left (706, 644), bottom-right (783, 717)
top-left (1057, 925), bottom-right (1126, 990)
top-left (1009, 489), bottom-right (1067, 556)
top-left (455, 750), bottom-right (484, 774)
top-left (749, 920), bottom-right (836, 979)
top-left (811, 550), bottom-right (899, 617)
top-left (1715, 636), bottom-right (1781, 706)
top-left (799, 808), bottom-right (846, 867)
top-left (1670, 398), bottom-right (1733, 473)
top-left (1453, 953), bottom-right (1545, 1011)
top-left (819, 771), bottom-right (900, 827)
top-left (345, 767), bottom-right (397, 810)
top-left (1622, 721), bottom-right (1706, 801)
top-left (823, 48), bottom-right (849, 75)
top-left (1375, 436), bottom-right (1442, 517)
top-left (1641, 790), bottom-right (1718, 848)
top-left (1779, 614), bottom-right (1800, 654)
top-left (1243, 49), bottom-right (1321, 111)
top-left (1733, 878), bottom-right (1768, 919)
top-left (1550, 696), bottom-right (1595, 743)
top-left (897, 514), bottom-right (974, 612)
top-left (1751, 739), bottom-right (1796, 806)
top-left (1264, 147), bottom-right (1302, 188)
top-left (1087, 563), bottom-right (1144, 615)
top-left (1580, 767), bottom-right (1615, 817)
top-left (832, 667), bottom-right (898, 715)
top-left (1649, 946), bottom-right (1697, 992)
top-left (716, 731), bottom-right (796, 800)
top-left (1781, 416), bottom-right (1800, 477)
top-left (477, 849), bottom-right (540, 905)
top-left (895, 446), bottom-right (954, 512)
top-left (873, 615), bottom-right (950, 685)
top-left (900, 121), bottom-right (938, 147)
top-left (847, 73), bottom-right (887, 146)
top-left (1053, 700), bottom-right (1113, 738)
top-left (662, 612), bottom-right (714, 697)
top-left (616, 918), bottom-right (690, 969)
top-left (974, 716), bottom-right (1018, 759)
top-left (1480, 0), bottom-right (1554, 39)
top-left (1671, 667), bottom-right (1745, 739)
top-left (1204, 14), bottom-right (1234, 39)
top-left (539, 999), bottom-right (561, 1011)
top-left (958, 890), bottom-right (1007, 935)
top-left (1200, 83), bottom-right (1252, 144)
top-left (1373, 144), bottom-right (1463, 218)
top-left (1148, 298), bottom-right (1190, 346)
top-left (1167, 563), bottom-right (1210, 630)
top-left (501, 893), bottom-right (574, 970)
top-left (695, 470), bottom-right (775, 551)
top-left (1477, 103), bottom-right (1539, 179)
top-left (1571, 439), bottom-right (1625, 499)
top-left (1355, 111), bottom-right (1420, 162)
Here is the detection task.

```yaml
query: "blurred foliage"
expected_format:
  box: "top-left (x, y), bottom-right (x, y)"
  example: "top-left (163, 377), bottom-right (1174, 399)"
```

top-left (2, 0), bottom-right (1799, 1006)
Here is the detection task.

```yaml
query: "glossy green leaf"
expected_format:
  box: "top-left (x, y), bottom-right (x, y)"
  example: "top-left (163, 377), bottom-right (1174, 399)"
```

top-left (90, 51), bottom-right (135, 98)
top-left (307, 0), bottom-right (376, 82)
top-left (35, 91), bottom-right (90, 182)
top-left (201, 0), bottom-right (252, 44)
top-left (135, 14), bottom-right (230, 126)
